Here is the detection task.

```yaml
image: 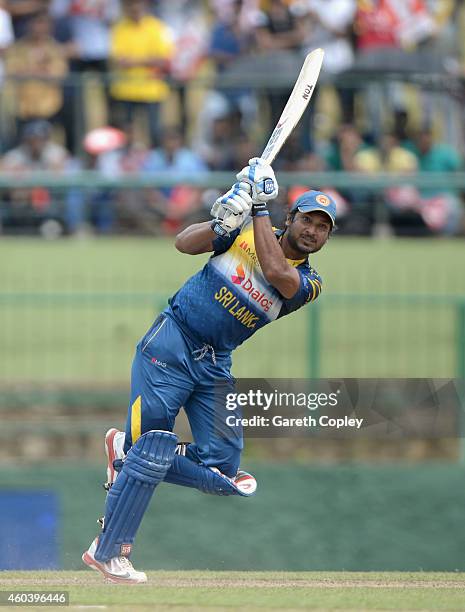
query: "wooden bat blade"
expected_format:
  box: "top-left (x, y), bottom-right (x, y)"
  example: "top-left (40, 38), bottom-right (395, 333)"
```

top-left (260, 48), bottom-right (325, 165)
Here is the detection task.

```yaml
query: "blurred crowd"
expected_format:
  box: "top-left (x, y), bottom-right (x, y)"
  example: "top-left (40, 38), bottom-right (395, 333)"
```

top-left (0, 0), bottom-right (464, 237)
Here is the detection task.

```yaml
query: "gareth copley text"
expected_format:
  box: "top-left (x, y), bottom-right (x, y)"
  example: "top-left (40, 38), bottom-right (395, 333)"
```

top-left (224, 389), bottom-right (364, 430)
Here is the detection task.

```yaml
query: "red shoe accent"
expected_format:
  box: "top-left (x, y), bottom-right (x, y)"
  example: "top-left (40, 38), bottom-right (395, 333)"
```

top-left (105, 428), bottom-right (119, 485)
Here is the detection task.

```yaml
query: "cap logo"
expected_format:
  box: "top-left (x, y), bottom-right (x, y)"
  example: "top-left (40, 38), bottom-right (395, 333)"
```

top-left (316, 194), bottom-right (330, 207)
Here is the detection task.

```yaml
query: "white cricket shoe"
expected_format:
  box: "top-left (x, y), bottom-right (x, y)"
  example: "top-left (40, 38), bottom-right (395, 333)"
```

top-left (82, 538), bottom-right (147, 584)
top-left (105, 428), bottom-right (125, 487)
top-left (234, 470), bottom-right (258, 495)
top-left (210, 467), bottom-right (258, 496)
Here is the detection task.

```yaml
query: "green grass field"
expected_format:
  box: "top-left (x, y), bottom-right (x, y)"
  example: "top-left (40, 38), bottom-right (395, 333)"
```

top-left (1, 237), bottom-right (464, 382)
top-left (2, 571), bottom-right (465, 610)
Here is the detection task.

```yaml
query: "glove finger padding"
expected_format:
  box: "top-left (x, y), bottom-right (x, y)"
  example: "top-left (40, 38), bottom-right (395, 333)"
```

top-left (222, 193), bottom-right (251, 216)
top-left (211, 183), bottom-right (253, 219)
top-left (236, 158), bottom-right (278, 203)
top-left (221, 209), bottom-right (246, 232)
top-left (210, 199), bottom-right (221, 218)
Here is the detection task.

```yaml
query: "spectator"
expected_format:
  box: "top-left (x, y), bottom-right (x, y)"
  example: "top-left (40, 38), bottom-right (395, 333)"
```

top-left (158, 0), bottom-right (208, 138)
top-left (300, 0), bottom-right (357, 123)
top-left (209, 1), bottom-right (251, 72)
top-left (100, 122), bottom-right (148, 175)
top-left (232, 132), bottom-right (258, 170)
top-left (354, 0), bottom-right (436, 139)
top-left (49, 0), bottom-right (121, 151)
top-left (1, 119), bottom-right (68, 170)
top-left (381, 132), bottom-right (426, 236)
top-left (195, 109), bottom-right (242, 171)
top-left (50, 0), bottom-right (120, 71)
top-left (5, 10), bottom-right (68, 130)
top-left (109, 0), bottom-right (174, 147)
top-left (255, 0), bottom-right (308, 150)
top-left (143, 126), bottom-right (208, 233)
top-left (65, 126), bottom-right (128, 235)
top-left (426, 0), bottom-right (456, 54)
top-left (0, 1), bottom-right (13, 84)
top-left (99, 122), bottom-right (156, 234)
top-left (255, 0), bottom-right (305, 53)
top-left (6, 0), bottom-right (48, 38)
top-left (409, 126), bottom-right (463, 234)
top-left (355, 0), bottom-right (435, 52)
top-left (325, 124), bottom-right (381, 233)
top-left (0, 120), bottom-right (68, 233)
top-left (413, 126), bottom-right (462, 175)
top-left (419, 1), bottom-right (459, 146)
top-left (325, 124), bottom-right (381, 172)
top-left (208, 0), bottom-right (256, 128)
top-left (193, 91), bottom-right (243, 170)
top-left (144, 126), bottom-right (207, 177)
top-left (0, 0), bottom-right (14, 149)
top-left (382, 129), bottom-right (463, 236)
top-left (210, 0), bottom-right (260, 32)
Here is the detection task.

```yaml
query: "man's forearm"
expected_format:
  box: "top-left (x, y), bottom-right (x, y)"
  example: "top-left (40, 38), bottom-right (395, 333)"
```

top-left (253, 216), bottom-right (288, 278)
top-left (175, 222), bottom-right (216, 255)
top-left (253, 216), bottom-right (300, 299)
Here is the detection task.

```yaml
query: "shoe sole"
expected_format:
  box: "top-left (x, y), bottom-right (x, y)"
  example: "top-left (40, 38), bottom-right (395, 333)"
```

top-left (82, 551), bottom-right (146, 585)
top-left (105, 428), bottom-right (119, 485)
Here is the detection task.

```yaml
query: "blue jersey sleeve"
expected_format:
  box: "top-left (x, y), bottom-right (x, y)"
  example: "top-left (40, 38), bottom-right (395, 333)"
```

top-left (212, 228), bottom-right (241, 256)
top-left (279, 265), bottom-right (322, 315)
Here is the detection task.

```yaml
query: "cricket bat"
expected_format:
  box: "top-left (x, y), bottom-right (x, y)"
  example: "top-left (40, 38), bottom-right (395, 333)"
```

top-left (260, 48), bottom-right (324, 165)
top-left (213, 49), bottom-right (324, 225)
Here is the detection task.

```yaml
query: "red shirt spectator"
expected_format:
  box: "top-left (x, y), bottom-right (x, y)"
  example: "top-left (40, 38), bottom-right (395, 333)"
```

top-left (355, 0), bottom-right (434, 51)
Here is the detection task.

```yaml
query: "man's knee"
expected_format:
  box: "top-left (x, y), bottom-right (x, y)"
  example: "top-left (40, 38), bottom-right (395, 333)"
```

top-left (95, 430), bottom-right (177, 562)
top-left (124, 429), bottom-right (177, 483)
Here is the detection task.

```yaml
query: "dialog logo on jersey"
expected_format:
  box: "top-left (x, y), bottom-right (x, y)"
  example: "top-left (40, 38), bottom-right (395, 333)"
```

top-left (231, 263), bottom-right (273, 313)
top-left (231, 263), bottom-right (246, 285)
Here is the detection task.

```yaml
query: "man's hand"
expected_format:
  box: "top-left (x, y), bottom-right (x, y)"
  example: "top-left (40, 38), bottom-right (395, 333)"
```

top-left (236, 157), bottom-right (279, 216)
top-left (210, 181), bottom-right (252, 236)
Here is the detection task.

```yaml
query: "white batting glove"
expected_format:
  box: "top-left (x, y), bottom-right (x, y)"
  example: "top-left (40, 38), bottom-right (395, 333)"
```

top-left (210, 182), bottom-right (252, 236)
top-left (236, 157), bottom-right (278, 216)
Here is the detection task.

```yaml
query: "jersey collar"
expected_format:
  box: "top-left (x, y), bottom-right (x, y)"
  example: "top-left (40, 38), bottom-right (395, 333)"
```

top-left (275, 228), bottom-right (308, 267)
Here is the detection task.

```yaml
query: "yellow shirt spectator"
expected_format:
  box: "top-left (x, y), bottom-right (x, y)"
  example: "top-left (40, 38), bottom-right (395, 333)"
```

top-left (110, 15), bottom-right (174, 103)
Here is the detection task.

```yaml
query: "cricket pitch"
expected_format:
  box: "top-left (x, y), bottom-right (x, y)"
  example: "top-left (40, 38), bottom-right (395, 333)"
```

top-left (1, 571), bottom-right (465, 610)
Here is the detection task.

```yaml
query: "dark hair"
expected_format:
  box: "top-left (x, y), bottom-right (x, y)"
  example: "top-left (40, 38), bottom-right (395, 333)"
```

top-left (30, 9), bottom-right (50, 21)
top-left (287, 209), bottom-right (297, 222)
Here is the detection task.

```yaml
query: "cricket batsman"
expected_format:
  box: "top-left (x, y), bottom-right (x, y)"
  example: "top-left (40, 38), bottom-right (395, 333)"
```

top-left (82, 157), bottom-right (336, 583)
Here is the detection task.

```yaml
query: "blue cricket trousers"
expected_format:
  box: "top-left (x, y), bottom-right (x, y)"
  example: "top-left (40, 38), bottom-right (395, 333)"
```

top-left (124, 312), bottom-right (243, 478)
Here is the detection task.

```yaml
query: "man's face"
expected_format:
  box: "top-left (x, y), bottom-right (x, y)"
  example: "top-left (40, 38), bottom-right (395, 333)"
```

top-left (125, 0), bottom-right (146, 20)
top-left (163, 132), bottom-right (182, 156)
top-left (417, 131), bottom-right (433, 155)
top-left (30, 14), bottom-right (51, 39)
top-left (285, 210), bottom-right (332, 254)
top-left (25, 135), bottom-right (46, 158)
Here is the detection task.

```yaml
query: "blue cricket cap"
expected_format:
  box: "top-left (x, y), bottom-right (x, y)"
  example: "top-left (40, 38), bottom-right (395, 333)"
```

top-left (290, 190), bottom-right (336, 227)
